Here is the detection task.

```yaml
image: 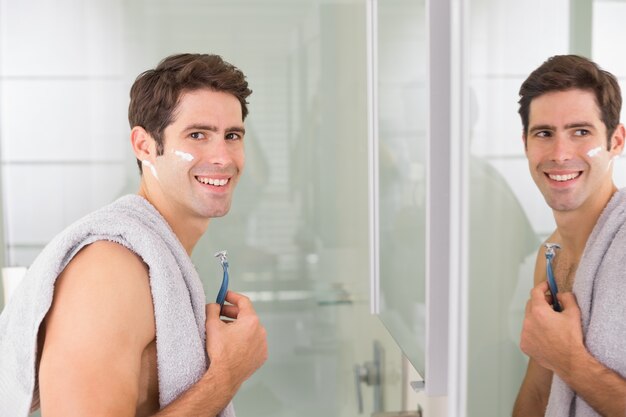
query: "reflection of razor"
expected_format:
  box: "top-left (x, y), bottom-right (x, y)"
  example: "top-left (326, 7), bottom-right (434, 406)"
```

top-left (215, 250), bottom-right (229, 309)
top-left (544, 243), bottom-right (562, 312)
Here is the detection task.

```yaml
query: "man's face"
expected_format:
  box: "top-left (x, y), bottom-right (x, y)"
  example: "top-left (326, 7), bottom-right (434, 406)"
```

top-left (525, 89), bottom-right (622, 213)
top-left (148, 88), bottom-right (245, 220)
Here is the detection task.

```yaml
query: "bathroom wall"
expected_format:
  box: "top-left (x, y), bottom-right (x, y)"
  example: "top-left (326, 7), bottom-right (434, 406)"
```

top-left (0, 0), bottom-right (130, 270)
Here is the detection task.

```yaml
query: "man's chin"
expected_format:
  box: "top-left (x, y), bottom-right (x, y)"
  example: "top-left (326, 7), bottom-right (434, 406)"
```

top-left (545, 197), bottom-right (581, 212)
top-left (202, 205), bottom-right (231, 219)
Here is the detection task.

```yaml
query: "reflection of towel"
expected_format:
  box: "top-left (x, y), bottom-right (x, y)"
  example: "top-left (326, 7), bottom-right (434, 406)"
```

top-left (546, 188), bottom-right (626, 417)
top-left (0, 195), bottom-right (235, 417)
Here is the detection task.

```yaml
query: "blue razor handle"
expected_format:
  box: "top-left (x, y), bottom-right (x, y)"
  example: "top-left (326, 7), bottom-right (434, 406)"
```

top-left (544, 244), bottom-right (562, 312)
top-left (215, 251), bottom-right (229, 307)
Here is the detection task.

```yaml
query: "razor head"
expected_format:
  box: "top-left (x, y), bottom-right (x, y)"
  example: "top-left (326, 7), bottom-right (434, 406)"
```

top-left (214, 250), bottom-right (229, 307)
top-left (544, 243), bottom-right (561, 258)
top-left (214, 250), bottom-right (228, 265)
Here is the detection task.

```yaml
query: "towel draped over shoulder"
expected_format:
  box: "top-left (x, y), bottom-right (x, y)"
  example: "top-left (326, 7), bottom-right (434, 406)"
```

top-left (0, 195), bottom-right (235, 417)
top-left (546, 188), bottom-right (626, 416)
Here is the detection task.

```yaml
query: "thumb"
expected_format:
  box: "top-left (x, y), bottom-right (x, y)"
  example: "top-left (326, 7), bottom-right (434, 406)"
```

top-left (205, 303), bottom-right (222, 321)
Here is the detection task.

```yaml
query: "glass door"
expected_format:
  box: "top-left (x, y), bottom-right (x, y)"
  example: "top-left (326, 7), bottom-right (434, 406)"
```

top-left (374, 0), bottom-right (428, 379)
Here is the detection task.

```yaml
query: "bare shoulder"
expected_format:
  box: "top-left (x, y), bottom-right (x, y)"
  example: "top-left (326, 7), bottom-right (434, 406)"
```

top-left (39, 240), bottom-right (155, 415)
top-left (46, 240), bottom-right (155, 341)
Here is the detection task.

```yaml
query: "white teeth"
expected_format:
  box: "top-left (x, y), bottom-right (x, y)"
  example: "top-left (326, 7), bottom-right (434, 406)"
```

top-left (196, 177), bottom-right (229, 186)
top-left (548, 172), bottom-right (580, 182)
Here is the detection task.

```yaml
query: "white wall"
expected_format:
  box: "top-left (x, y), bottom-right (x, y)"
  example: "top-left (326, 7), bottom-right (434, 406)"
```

top-left (0, 0), bottom-right (130, 268)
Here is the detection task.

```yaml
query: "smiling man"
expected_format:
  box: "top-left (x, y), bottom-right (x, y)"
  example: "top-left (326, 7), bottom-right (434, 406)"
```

top-left (0, 54), bottom-right (267, 417)
top-left (513, 55), bottom-right (626, 417)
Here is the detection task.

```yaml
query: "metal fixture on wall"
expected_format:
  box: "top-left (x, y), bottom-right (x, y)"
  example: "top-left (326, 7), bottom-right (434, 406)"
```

top-left (354, 340), bottom-right (384, 414)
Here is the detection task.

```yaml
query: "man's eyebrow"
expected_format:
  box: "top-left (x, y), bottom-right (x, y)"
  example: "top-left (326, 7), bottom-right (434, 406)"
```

top-left (564, 122), bottom-right (595, 130)
top-left (184, 123), bottom-right (218, 132)
top-left (183, 124), bottom-right (246, 135)
top-left (529, 122), bottom-right (596, 134)
top-left (529, 124), bottom-right (555, 134)
top-left (227, 126), bottom-right (246, 135)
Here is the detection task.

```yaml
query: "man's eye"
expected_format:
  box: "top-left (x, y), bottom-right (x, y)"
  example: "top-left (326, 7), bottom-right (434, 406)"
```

top-left (536, 131), bottom-right (551, 138)
top-left (226, 132), bottom-right (242, 141)
top-left (190, 132), bottom-right (205, 140)
top-left (574, 129), bottom-right (590, 136)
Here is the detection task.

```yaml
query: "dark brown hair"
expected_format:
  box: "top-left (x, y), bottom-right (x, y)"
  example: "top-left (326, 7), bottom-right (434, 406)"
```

top-left (129, 53), bottom-right (252, 171)
top-left (518, 54), bottom-right (621, 148)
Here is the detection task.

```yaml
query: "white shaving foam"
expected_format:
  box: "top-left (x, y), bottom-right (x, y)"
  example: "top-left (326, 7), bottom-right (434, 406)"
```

top-left (173, 150), bottom-right (195, 162)
top-left (587, 146), bottom-right (603, 157)
top-left (142, 160), bottom-right (159, 180)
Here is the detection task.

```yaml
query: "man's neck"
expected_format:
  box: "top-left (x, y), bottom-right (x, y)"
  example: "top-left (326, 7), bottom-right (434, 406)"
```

top-left (164, 209), bottom-right (209, 256)
top-left (553, 184), bottom-right (618, 260)
top-left (137, 186), bottom-right (209, 256)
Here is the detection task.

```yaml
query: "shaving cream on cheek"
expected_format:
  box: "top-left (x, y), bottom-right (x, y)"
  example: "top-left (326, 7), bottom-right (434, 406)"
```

top-left (587, 146), bottom-right (603, 158)
top-left (142, 160), bottom-right (159, 180)
top-left (173, 150), bottom-right (195, 162)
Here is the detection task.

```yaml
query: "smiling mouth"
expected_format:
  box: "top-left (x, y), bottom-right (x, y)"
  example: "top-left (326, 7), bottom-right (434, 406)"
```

top-left (546, 172), bottom-right (582, 182)
top-left (195, 176), bottom-right (230, 187)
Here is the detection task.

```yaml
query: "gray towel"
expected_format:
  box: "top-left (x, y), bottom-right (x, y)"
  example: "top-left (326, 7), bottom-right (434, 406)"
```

top-left (545, 188), bottom-right (626, 417)
top-left (0, 194), bottom-right (235, 417)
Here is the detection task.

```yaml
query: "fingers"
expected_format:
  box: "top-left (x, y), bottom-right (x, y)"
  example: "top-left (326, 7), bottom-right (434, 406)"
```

top-left (528, 281), bottom-right (552, 308)
top-left (206, 303), bottom-right (239, 322)
top-left (557, 292), bottom-right (579, 311)
top-left (224, 291), bottom-right (255, 313)
top-left (206, 291), bottom-right (251, 322)
top-left (530, 280), bottom-right (550, 299)
top-left (220, 304), bottom-right (240, 319)
top-left (206, 303), bottom-right (222, 319)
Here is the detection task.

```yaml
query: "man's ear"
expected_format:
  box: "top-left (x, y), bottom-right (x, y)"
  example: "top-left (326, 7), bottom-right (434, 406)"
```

top-left (130, 126), bottom-right (155, 161)
top-left (522, 131), bottom-right (528, 152)
top-left (610, 124), bottom-right (625, 156)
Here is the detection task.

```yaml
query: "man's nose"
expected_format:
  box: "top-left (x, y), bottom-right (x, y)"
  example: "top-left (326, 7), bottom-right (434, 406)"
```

top-left (207, 138), bottom-right (233, 166)
top-left (550, 134), bottom-right (573, 163)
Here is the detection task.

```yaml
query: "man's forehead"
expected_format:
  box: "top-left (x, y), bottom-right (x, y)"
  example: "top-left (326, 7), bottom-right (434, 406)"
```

top-left (528, 89), bottom-right (603, 124)
top-left (171, 88), bottom-right (243, 123)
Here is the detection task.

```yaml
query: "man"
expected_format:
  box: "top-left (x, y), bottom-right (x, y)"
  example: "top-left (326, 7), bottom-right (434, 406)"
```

top-left (0, 53), bottom-right (267, 416)
top-left (513, 55), bottom-right (626, 416)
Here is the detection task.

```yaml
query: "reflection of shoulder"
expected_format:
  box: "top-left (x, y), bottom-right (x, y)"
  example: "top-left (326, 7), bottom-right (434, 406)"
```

top-left (532, 244), bottom-right (547, 286)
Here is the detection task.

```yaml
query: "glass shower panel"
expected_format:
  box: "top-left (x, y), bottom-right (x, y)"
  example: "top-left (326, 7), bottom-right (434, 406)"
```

top-left (376, 0), bottom-right (428, 376)
top-left (122, 1), bottom-right (405, 416)
top-left (1, 1), bottom-right (408, 416)
top-left (467, 0), bottom-right (569, 416)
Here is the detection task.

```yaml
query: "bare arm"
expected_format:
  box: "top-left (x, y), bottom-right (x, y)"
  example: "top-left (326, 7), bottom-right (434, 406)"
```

top-left (558, 343), bottom-right (626, 417)
top-left (522, 285), bottom-right (626, 417)
top-left (39, 241), bottom-right (267, 417)
top-left (39, 241), bottom-right (156, 416)
top-left (513, 358), bottom-right (553, 416)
